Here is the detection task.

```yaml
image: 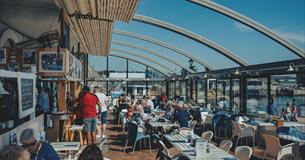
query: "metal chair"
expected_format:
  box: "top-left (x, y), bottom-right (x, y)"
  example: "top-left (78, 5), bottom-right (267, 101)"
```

top-left (124, 122), bottom-right (151, 154)
top-left (219, 140), bottom-right (233, 152)
top-left (235, 146), bottom-right (252, 160)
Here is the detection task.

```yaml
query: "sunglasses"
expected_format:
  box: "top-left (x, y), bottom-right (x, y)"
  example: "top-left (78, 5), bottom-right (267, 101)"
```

top-left (22, 140), bottom-right (36, 148)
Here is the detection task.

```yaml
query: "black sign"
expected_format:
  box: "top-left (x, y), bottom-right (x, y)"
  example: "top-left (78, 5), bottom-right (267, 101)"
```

top-left (21, 78), bottom-right (33, 111)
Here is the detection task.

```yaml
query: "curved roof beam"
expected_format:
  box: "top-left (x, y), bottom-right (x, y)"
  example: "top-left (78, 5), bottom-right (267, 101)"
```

top-left (132, 14), bottom-right (249, 66)
top-left (109, 53), bottom-right (170, 76)
top-left (112, 40), bottom-right (195, 73)
top-left (188, 0), bottom-right (305, 58)
top-left (113, 29), bottom-right (215, 70)
top-left (111, 48), bottom-right (176, 74)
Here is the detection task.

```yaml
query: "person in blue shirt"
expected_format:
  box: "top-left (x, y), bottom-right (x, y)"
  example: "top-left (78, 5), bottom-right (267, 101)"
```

top-left (174, 101), bottom-right (190, 128)
top-left (37, 88), bottom-right (50, 113)
top-left (269, 96), bottom-right (278, 116)
top-left (20, 128), bottom-right (60, 160)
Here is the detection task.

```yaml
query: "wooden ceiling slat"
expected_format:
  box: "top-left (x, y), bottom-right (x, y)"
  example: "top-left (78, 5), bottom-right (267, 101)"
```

top-left (127, 0), bottom-right (138, 21)
top-left (59, 0), bottom-right (139, 55)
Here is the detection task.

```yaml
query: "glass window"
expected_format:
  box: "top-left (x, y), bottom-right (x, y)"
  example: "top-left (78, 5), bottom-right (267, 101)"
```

top-left (207, 79), bottom-right (217, 108)
top-left (217, 79), bottom-right (230, 110)
top-left (197, 79), bottom-right (206, 105)
top-left (192, 78), bottom-right (197, 103)
top-left (180, 81), bottom-right (186, 101)
top-left (176, 80), bottom-right (180, 97)
top-left (246, 78), bottom-right (268, 115)
top-left (271, 74), bottom-right (305, 118)
top-left (169, 81), bottom-right (175, 99)
top-left (232, 79), bottom-right (240, 114)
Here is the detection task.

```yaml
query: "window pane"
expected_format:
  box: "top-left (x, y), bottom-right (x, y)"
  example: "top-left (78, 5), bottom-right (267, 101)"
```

top-left (271, 74), bottom-right (305, 118)
top-left (217, 79), bottom-right (230, 110)
top-left (246, 78), bottom-right (268, 115)
top-left (207, 79), bottom-right (217, 107)
top-left (197, 79), bottom-right (206, 105)
top-left (180, 81), bottom-right (186, 101)
top-left (169, 81), bottom-right (175, 99)
top-left (232, 79), bottom-right (240, 114)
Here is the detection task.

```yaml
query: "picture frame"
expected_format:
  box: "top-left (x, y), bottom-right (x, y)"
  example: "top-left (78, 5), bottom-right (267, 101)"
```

top-left (39, 51), bottom-right (65, 72)
top-left (22, 49), bottom-right (36, 66)
top-left (0, 48), bottom-right (6, 64)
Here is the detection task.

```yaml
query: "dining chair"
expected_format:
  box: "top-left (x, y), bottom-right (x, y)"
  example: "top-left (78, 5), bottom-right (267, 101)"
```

top-left (219, 140), bottom-right (233, 152)
top-left (157, 140), bottom-right (181, 160)
top-left (124, 122), bottom-right (151, 154)
top-left (235, 146), bottom-right (252, 160)
top-left (231, 120), bottom-right (256, 148)
top-left (262, 134), bottom-right (294, 160)
top-left (201, 131), bottom-right (213, 143)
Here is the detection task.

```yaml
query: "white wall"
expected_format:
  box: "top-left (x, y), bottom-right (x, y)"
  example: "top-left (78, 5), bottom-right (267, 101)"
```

top-left (0, 114), bottom-right (44, 149)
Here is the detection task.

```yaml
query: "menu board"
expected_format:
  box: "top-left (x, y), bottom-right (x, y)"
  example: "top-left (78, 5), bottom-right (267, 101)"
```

top-left (21, 78), bottom-right (34, 111)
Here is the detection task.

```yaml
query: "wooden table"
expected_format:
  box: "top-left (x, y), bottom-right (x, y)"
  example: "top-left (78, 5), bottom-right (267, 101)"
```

top-left (164, 133), bottom-right (237, 160)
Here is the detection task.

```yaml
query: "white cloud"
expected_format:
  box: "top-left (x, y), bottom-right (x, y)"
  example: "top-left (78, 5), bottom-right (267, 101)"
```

top-left (233, 22), bottom-right (305, 44)
top-left (273, 29), bottom-right (305, 44)
top-left (233, 21), bottom-right (253, 32)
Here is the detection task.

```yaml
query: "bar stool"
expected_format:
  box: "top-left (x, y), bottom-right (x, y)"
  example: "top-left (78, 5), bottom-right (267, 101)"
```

top-left (65, 125), bottom-right (84, 146)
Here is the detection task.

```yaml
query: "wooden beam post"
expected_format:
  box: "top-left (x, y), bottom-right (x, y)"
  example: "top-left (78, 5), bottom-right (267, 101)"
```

top-left (58, 81), bottom-right (67, 112)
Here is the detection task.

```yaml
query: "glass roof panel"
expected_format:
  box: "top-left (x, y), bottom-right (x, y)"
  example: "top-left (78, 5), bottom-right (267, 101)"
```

top-left (112, 0), bottom-right (304, 70)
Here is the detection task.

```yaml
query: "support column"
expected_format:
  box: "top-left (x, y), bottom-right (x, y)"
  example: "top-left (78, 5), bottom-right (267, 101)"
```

top-left (126, 59), bottom-right (128, 95)
top-left (106, 56), bottom-right (109, 95)
top-left (240, 75), bottom-right (247, 113)
top-left (145, 66), bottom-right (148, 95)
top-left (58, 81), bottom-right (67, 112)
top-left (229, 78), bottom-right (233, 110)
top-left (205, 78), bottom-right (208, 107)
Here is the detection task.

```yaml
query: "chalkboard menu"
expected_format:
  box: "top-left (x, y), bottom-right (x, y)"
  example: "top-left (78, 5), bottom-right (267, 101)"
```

top-left (21, 78), bottom-right (34, 111)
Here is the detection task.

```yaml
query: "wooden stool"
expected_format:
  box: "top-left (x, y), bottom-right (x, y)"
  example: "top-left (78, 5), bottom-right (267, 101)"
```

top-left (69, 125), bottom-right (84, 146)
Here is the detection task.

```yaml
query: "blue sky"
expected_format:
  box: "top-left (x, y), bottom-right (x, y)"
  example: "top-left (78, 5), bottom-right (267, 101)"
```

top-left (89, 0), bottom-right (305, 73)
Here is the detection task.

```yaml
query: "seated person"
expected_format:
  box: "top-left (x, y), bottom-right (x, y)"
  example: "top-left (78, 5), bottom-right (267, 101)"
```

top-left (131, 104), bottom-right (145, 125)
top-left (165, 101), bottom-right (176, 120)
top-left (77, 144), bottom-right (103, 160)
top-left (0, 144), bottom-right (30, 160)
top-left (173, 101), bottom-right (190, 128)
top-left (20, 129), bottom-right (60, 160)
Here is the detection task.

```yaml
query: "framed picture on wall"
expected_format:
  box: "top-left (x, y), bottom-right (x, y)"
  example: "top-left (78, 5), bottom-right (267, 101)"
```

top-left (22, 49), bottom-right (36, 66)
top-left (0, 48), bottom-right (6, 64)
top-left (39, 51), bottom-right (65, 72)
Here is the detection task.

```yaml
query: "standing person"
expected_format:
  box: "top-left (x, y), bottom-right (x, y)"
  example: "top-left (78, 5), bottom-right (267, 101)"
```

top-left (79, 86), bottom-right (101, 144)
top-left (93, 86), bottom-right (108, 139)
top-left (268, 95), bottom-right (278, 116)
top-left (20, 129), bottom-right (60, 160)
top-left (37, 88), bottom-right (50, 114)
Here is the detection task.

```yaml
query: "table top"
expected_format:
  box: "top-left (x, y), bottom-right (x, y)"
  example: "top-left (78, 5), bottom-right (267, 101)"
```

top-left (164, 133), bottom-right (236, 160)
top-left (50, 142), bottom-right (80, 151)
top-left (278, 134), bottom-right (305, 144)
top-left (283, 122), bottom-right (305, 127)
top-left (148, 121), bottom-right (177, 128)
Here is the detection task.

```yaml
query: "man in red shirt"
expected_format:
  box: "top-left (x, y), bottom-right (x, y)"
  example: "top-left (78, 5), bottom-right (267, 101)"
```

top-left (79, 86), bottom-right (101, 144)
